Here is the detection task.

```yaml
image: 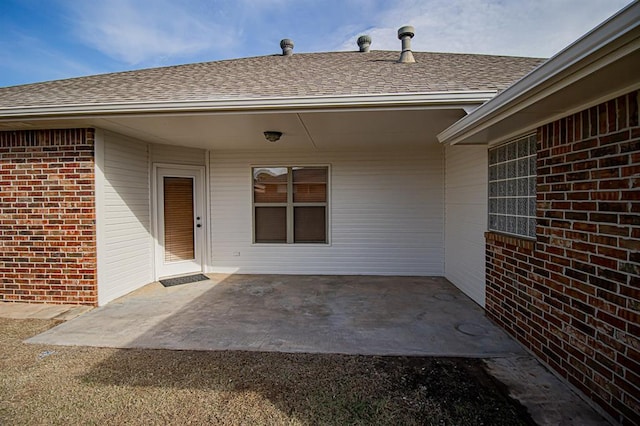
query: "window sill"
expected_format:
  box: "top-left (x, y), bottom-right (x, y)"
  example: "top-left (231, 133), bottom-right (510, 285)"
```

top-left (485, 231), bottom-right (535, 250)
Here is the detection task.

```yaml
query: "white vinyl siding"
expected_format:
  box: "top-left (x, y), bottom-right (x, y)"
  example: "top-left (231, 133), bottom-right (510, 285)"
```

top-left (151, 143), bottom-right (206, 166)
top-left (209, 147), bottom-right (444, 275)
top-left (444, 144), bottom-right (487, 307)
top-left (97, 131), bottom-right (152, 305)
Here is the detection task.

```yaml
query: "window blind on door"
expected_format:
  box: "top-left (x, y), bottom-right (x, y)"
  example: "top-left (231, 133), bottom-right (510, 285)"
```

top-left (163, 177), bottom-right (195, 262)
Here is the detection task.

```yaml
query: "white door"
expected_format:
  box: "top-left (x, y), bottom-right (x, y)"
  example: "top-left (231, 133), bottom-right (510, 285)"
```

top-left (156, 166), bottom-right (205, 278)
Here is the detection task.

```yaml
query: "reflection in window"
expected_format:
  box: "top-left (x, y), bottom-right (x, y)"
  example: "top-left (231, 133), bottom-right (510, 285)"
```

top-left (253, 167), bottom-right (288, 203)
top-left (252, 166), bottom-right (329, 244)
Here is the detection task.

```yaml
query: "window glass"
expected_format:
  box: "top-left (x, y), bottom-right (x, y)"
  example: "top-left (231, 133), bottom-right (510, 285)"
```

top-left (488, 135), bottom-right (536, 238)
top-left (294, 206), bottom-right (326, 243)
top-left (163, 177), bottom-right (195, 261)
top-left (253, 167), bottom-right (287, 203)
top-left (255, 207), bottom-right (287, 243)
top-left (252, 166), bottom-right (329, 244)
top-left (293, 167), bottom-right (327, 203)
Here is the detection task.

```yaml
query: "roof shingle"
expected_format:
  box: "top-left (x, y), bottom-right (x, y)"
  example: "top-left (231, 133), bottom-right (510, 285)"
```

top-left (0, 51), bottom-right (545, 109)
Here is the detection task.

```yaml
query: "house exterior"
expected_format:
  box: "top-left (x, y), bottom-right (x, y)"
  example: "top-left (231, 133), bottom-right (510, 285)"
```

top-left (439, 4), bottom-right (639, 424)
top-left (0, 35), bottom-right (543, 307)
top-left (0, 2), bottom-right (638, 424)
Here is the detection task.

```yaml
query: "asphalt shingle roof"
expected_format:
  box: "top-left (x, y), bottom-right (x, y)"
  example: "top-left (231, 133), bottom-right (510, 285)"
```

top-left (0, 51), bottom-right (545, 109)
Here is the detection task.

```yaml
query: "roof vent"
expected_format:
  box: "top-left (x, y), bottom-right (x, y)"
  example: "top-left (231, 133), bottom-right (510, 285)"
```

top-left (397, 26), bottom-right (415, 63)
top-left (357, 35), bottom-right (371, 52)
top-left (280, 39), bottom-right (294, 56)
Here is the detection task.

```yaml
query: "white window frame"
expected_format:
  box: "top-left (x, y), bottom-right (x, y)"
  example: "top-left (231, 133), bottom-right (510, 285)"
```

top-left (251, 165), bottom-right (330, 244)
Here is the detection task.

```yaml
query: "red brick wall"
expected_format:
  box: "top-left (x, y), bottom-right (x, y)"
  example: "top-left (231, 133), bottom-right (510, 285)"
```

top-left (486, 90), bottom-right (640, 425)
top-left (0, 129), bottom-right (97, 305)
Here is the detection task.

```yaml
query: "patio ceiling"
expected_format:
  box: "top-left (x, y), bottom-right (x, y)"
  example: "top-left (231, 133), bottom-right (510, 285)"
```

top-left (0, 107), bottom-right (468, 150)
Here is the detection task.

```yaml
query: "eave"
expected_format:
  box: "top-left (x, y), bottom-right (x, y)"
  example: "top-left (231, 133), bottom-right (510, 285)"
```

top-left (0, 91), bottom-right (496, 121)
top-left (0, 91), bottom-right (497, 151)
top-left (437, 2), bottom-right (640, 146)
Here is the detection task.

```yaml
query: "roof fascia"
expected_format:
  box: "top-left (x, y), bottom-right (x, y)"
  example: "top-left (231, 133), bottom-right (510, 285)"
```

top-left (437, 2), bottom-right (640, 145)
top-left (0, 91), bottom-right (496, 120)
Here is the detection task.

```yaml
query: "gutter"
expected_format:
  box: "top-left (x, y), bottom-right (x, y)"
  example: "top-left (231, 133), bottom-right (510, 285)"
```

top-left (0, 91), bottom-right (496, 120)
top-left (437, 1), bottom-right (640, 145)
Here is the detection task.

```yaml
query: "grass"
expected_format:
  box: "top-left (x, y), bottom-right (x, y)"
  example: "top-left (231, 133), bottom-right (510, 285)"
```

top-left (0, 318), bottom-right (534, 425)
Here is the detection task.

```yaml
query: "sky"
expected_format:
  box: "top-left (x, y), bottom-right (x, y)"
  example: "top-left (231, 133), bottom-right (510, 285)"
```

top-left (0, 0), bottom-right (633, 88)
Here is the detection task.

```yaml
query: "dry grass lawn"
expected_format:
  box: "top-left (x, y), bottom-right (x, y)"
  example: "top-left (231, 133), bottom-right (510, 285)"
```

top-left (0, 318), bottom-right (534, 425)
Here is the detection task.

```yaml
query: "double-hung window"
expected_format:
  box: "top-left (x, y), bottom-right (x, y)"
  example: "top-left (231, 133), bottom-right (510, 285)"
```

top-left (488, 134), bottom-right (537, 239)
top-left (252, 166), bottom-right (328, 244)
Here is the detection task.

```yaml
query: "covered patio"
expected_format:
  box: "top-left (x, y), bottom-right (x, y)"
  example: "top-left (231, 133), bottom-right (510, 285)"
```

top-left (27, 275), bottom-right (522, 357)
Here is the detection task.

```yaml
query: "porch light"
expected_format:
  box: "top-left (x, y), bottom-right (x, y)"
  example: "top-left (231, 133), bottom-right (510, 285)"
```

top-left (264, 131), bottom-right (283, 142)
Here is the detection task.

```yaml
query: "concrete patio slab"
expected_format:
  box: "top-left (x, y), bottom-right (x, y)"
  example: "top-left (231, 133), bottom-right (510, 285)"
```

top-left (485, 357), bottom-right (610, 425)
top-left (0, 303), bottom-right (92, 320)
top-left (27, 274), bottom-right (524, 357)
top-left (19, 274), bottom-right (610, 425)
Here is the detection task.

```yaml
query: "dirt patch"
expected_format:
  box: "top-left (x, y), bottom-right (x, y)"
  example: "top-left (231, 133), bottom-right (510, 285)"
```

top-left (1, 318), bottom-right (534, 425)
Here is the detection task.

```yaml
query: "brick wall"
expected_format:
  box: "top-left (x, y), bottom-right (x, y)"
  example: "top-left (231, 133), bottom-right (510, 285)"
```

top-left (486, 90), bottom-right (639, 425)
top-left (0, 129), bottom-right (97, 305)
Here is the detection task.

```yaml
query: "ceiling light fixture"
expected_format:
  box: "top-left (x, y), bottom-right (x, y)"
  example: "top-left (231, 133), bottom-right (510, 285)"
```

top-left (263, 131), bottom-right (283, 142)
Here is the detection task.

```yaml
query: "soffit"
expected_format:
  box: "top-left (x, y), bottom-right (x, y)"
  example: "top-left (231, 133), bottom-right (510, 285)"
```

top-left (0, 108), bottom-right (467, 151)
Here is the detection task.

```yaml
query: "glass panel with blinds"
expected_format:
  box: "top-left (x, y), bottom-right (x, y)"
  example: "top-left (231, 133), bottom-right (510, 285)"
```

top-left (163, 177), bottom-right (195, 261)
top-left (488, 134), bottom-right (537, 239)
top-left (253, 166), bottom-right (328, 244)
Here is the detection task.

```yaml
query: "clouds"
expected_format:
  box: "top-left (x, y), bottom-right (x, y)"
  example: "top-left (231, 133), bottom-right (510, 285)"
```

top-left (0, 0), bottom-right (633, 87)
top-left (0, 31), bottom-right (101, 85)
top-left (64, 0), bottom-right (238, 65)
top-left (61, 0), bottom-right (632, 65)
top-left (60, 0), bottom-right (331, 65)
top-left (334, 0), bottom-right (632, 58)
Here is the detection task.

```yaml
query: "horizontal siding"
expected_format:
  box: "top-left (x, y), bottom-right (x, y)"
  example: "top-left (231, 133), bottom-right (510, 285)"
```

top-left (209, 148), bottom-right (444, 275)
top-left (98, 132), bottom-right (152, 305)
top-left (151, 143), bottom-right (206, 165)
top-left (444, 145), bottom-right (487, 307)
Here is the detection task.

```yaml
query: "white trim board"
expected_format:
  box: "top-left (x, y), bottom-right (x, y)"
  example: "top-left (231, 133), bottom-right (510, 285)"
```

top-left (0, 91), bottom-right (497, 120)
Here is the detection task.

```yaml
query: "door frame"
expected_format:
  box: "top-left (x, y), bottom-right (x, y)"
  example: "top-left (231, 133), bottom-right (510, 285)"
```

top-left (152, 164), bottom-right (207, 280)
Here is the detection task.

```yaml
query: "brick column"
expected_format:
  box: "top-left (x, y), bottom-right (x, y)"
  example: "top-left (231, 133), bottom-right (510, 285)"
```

top-left (0, 129), bottom-right (97, 305)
